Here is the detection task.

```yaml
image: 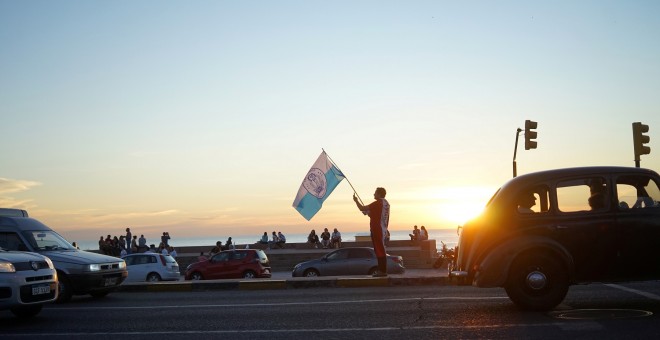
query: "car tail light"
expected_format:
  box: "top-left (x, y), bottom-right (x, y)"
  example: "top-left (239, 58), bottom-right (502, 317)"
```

top-left (159, 255), bottom-right (167, 266)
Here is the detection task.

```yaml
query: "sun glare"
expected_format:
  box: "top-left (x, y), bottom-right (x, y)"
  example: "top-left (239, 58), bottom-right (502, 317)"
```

top-left (432, 186), bottom-right (494, 225)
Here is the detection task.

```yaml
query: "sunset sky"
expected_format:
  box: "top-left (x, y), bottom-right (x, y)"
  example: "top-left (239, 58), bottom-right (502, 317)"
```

top-left (1, 1), bottom-right (659, 245)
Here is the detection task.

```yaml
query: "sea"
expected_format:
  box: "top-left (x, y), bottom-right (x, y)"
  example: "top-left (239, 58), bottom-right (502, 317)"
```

top-left (75, 228), bottom-right (459, 253)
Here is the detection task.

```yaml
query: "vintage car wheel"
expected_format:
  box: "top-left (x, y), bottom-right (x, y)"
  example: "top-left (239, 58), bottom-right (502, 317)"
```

top-left (504, 252), bottom-right (569, 311)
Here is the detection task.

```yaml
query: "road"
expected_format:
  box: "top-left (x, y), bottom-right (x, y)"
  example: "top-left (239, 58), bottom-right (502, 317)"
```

top-left (2, 281), bottom-right (660, 339)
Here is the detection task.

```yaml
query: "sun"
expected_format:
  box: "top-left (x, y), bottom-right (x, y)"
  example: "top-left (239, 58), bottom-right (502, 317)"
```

top-left (433, 186), bottom-right (494, 225)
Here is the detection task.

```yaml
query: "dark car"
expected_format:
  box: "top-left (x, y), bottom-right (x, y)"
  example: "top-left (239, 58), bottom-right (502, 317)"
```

top-left (291, 247), bottom-right (405, 277)
top-left (185, 249), bottom-right (271, 280)
top-left (451, 166), bottom-right (660, 310)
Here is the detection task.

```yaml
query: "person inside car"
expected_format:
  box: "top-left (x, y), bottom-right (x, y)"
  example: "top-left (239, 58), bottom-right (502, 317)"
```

top-left (517, 192), bottom-right (536, 214)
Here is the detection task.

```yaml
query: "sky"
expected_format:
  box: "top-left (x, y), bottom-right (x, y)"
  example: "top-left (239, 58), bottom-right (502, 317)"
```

top-left (1, 1), bottom-right (659, 245)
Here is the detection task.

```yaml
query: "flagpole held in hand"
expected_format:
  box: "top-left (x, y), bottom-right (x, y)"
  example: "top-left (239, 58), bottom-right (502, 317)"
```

top-left (322, 148), bottom-right (364, 205)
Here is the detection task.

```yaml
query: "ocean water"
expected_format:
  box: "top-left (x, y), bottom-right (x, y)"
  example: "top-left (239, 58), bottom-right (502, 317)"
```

top-left (75, 228), bottom-right (459, 252)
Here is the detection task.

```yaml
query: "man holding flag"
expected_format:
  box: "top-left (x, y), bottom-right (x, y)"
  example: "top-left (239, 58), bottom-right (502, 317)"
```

top-left (353, 187), bottom-right (390, 277)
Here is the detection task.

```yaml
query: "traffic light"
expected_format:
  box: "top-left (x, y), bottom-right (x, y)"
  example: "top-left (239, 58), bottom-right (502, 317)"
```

top-left (524, 120), bottom-right (538, 150)
top-left (633, 122), bottom-right (650, 163)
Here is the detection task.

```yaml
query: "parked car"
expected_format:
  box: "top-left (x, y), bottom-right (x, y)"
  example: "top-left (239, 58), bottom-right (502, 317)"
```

top-left (291, 247), bottom-right (405, 277)
top-left (0, 248), bottom-right (58, 318)
top-left (185, 249), bottom-right (271, 280)
top-left (122, 253), bottom-right (180, 282)
top-left (451, 166), bottom-right (660, 310)
top-left (0, 209), bottom-right (127, 303)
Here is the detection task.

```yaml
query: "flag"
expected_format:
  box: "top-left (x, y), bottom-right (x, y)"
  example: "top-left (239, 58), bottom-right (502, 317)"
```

top-left (292, 151), bottom-right (345, 220)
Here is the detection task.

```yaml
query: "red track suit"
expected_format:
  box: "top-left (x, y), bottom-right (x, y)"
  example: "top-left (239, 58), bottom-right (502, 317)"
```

top-left (365, 198), bottom-right (390, 273)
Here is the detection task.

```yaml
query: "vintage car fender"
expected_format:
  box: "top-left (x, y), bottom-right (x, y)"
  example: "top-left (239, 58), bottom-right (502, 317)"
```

top-left (473, 236), bottom-right (575, 288)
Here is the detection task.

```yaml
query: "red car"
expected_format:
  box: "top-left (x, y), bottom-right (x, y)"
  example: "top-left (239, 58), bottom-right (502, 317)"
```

top-left (185, 249), bottom-right (271, 280)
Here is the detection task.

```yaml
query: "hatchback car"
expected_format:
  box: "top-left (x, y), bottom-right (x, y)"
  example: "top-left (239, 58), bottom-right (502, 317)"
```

top-left (185, 249), bottom-right (271, 280)
top-left (292, 247), bottom-right (405, 277)
top-left (122, 253), bottom-right (180, 282)
top-left (1, 248), bottom-right (58, 318)
top-left (451, 166), bottom-right (660, 310)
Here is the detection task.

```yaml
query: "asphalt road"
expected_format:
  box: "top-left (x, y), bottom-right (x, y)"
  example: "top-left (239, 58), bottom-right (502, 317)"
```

top-left (2, 281), bottom-right (660, 339)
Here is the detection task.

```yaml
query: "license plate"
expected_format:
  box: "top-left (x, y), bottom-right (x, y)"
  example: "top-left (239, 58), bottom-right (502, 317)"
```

top-left (104, 277), bottom-right (118, 286)
top-left (32, 284), bottom-right (50, 295)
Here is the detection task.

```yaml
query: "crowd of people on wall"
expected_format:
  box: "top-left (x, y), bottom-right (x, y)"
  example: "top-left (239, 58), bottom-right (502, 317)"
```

top-left (98, 228), bottom-right (176, 258)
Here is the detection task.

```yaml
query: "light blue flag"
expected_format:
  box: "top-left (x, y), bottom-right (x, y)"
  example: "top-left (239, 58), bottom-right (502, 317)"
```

top-left (292, 151), bottom-right (345, 220)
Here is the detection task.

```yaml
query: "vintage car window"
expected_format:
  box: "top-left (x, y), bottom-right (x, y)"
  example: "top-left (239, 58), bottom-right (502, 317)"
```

top-left (516, 186), bottom-right (550, 214)
top-left (556, 177), bottom-right (608, 213)
top-left (616, 175), bottom-right (660, 209)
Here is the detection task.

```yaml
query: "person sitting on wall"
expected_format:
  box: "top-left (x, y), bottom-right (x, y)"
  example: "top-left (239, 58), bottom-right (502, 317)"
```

top-left (409, 225), bottom-right (420, 241)
top-left (331, 228), bottom-right (342, 249)
top-left (307, 229), bottom-right (320, 248)
top-left (276, 232), bottom-right (286, 248)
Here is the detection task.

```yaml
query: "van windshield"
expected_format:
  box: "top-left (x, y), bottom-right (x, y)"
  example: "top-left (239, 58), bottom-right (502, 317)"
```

top-left (21, 230), bottom-right (75, 251)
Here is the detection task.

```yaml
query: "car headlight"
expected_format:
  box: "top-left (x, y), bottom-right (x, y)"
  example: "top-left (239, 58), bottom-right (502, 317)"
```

top-left (44, 257), bottom-right (55, 269)
top-left (118, 261), bottom-right (126, 269)
top-left (88, 264), bottom-right (101, 272)
top-left (0, 261), bottom-right (16, 273)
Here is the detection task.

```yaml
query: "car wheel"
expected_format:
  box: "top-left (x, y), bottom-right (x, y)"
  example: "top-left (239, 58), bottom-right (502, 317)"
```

top-left (10, 304), bottom-right (43, 318)
top-left (56, 272), bottom-right (72, 303)
top-left (243, 270), bottom-right (257, 279)
top-left (190, 272), bottom-right (204, 280)
top-left (90, 291), bottom-right (110, 298)
top-left (303, 269), bottom-right (320, 277)
top-left (505, 252), bottom-right (569, 311)
top-left (146, 273), bottom-right (162, 282)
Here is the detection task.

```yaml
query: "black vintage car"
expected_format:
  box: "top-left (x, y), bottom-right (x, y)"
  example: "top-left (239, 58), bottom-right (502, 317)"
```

top-left (451, 166), bottom-right (660, 310)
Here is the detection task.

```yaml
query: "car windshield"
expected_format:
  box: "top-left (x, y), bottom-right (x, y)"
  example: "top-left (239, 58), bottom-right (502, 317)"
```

top-left (22, 230), bottom-right (75, 251)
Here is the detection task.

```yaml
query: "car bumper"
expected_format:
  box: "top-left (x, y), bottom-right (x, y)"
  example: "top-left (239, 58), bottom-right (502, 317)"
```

top-left (68, 270), bottom-right (127, 294)
top-left (0, 269), bottom-right (58, 309)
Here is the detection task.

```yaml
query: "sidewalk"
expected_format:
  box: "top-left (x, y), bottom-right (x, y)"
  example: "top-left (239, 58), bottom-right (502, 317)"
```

top-left (118, 268), bottom-right (452, 293)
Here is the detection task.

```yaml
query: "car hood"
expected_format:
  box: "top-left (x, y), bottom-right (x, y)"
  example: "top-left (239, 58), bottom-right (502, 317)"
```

top-left (38, 249), bottom-right (122, 265)
top-left (0, 250), bottom-right (46, 262)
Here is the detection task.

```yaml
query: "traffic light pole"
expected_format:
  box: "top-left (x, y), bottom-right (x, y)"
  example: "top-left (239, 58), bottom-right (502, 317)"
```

top-left (513, 128), bottom-right (522, 177)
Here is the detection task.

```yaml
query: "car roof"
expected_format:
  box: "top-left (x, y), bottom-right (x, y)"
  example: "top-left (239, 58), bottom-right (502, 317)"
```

top-left (501, 166), bottom-right (658, 192)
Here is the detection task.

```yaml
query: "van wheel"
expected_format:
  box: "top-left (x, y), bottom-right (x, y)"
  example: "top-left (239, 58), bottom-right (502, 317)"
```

top-left (243, 270), bottom-right (257, 278)
top-left (56, 273), bottom-right (72, 303)
top-left (146, 273), bottom-right (162, 282)
top-left (304, 269), bottom-right (320, 277)
top-left (10, 304), bottom-right (43, 318)
top-left (505, 253), bottom-right (569, 311)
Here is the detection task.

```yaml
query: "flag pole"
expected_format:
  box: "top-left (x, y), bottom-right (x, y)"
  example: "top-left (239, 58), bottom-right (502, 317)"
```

top-left (322, 148), bottom-right (364, 205)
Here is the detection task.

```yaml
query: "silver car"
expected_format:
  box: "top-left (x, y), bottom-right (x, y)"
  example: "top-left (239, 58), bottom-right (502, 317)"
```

top-left (122, 253), bottom-right (180, 282)
top-left (292, 247), bottom-right (405, 277)
top-left (0, 248), bottom-right (58, 318)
